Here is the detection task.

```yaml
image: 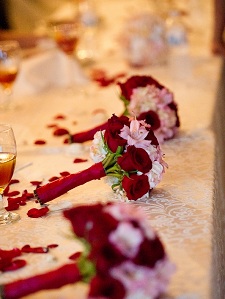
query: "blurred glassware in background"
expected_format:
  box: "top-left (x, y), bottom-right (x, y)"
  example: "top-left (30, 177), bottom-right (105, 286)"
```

top-left (76, 0), bottom-right (100, 66)
top-left (120, 13), bottom-right (168, 67)
top-left (166, 9), bottom-right (188, 48)
top-left (0, 40), bottom-right (21, 110)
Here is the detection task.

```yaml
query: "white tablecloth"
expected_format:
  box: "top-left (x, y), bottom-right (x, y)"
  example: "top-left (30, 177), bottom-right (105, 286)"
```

top-left (0, 0), bottom-right (223, 298)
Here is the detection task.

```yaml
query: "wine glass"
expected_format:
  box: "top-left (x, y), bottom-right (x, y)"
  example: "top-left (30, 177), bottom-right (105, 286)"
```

top-left (0, 40), bottom-right (21, 109)
top-left (49, 20), bottom-right (80, 87)
top-left (0, 124), bottom-right (20, 225)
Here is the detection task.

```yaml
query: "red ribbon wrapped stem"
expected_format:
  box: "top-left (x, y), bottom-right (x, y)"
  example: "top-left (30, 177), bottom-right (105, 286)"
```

top-left (2, 263), bottom-right (81, 299)
top-left (68, 121), bottom-right (108, 143)
top-left (35, 162), bottom-right (106, 204)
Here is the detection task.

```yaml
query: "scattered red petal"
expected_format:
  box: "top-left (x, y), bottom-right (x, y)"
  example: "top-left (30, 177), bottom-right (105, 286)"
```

top-left (27, 207), bottom-right (49, 218)
top-left (46, 124), bottom-right (58, 128)
top-left (4, 190), bottom-right (20, 197)
top-left (30, 181), bottom-right (42, 186)
top-left (21, 245), bottom-right (49, 253)
top-left (69, 251), bottom-right (82, 260)
top-left (47, 244), bottom-right (59, 249)
top-left (4, 185), bottom-right (9, 194)
top-left (54, 114), bottom-right (66, 120)
top-left (60, 171), bottom-right (71, 177)
top-left (6, 201), bottom-right (20, 211)
top-left (73, 158), bottom-right (88, 163)
top-left (2, 259), bottom-right (27, 272)
top-left (22, 190), bottom-right (34, 200)
top-left (34, 140), bottom-right (46, 145)
top-left (0, 248), bottom-right (21, 260)
top-left (90, 69), bottom-right (126, 87)
top-left (49, 176), bottom-right (60, 182)
top-left (9, 179), bottom-right (20, 185)
top-left (19, 200), bottom-right (26, 206)
top-left (53, 128), bottom-right (69, 136)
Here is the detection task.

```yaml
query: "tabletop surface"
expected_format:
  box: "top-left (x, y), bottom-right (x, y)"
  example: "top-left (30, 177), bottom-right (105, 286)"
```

top-left (0, 1), bottom-right (223, 298)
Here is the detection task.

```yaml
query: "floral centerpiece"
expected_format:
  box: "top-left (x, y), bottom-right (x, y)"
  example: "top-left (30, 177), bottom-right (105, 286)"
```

top-left (119, 13), bottom-right (168, 67)
top-left (1, 202), bottom-right (175, 299)
top-left (65, 75), bottom-right (179, 145)
top-left (34, 114), bottom-right (166, 204)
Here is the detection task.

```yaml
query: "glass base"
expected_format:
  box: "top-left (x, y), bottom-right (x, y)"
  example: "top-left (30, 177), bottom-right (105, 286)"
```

top-left (0, 210), bottom-right (20, 225)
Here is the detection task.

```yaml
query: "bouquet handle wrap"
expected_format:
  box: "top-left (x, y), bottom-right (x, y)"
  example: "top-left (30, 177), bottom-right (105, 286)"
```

top-left (70, 122), bottom-right (108, 143)
top-left (35, 162), bottom-right (106, 204)
top-left (2, 263), bottom-right (81, 299)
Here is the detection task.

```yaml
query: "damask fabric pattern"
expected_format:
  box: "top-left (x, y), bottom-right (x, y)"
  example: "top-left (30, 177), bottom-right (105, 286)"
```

top-left (0, 128), bottom-right (214, 299)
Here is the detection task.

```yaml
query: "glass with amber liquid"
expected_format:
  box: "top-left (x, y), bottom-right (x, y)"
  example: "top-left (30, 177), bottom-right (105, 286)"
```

top-left (49, 20), bottom-right (80, 87)
top-left (0, 41), bottom-right (21, 109)
top-left (0, 124), bottom-right (20, 225)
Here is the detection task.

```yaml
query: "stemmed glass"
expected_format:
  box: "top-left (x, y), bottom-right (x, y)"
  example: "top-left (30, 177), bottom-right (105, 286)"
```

top-left (0, 41), bottom-right (21, 109)
top-left (49, 20), bottom-right (80, 87)
top-left (0, 124), bottom-right (20, 225)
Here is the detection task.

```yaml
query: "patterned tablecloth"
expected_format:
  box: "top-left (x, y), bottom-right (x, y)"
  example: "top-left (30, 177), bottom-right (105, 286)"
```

top-left (0, 0), bottom-right (223, 298)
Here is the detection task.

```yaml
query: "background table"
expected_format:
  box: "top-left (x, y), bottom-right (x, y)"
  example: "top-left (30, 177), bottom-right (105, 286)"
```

top-left (0, 0), bottom-right (223, 298)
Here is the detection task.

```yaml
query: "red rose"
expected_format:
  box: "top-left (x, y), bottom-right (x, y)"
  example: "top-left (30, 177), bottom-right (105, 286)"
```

top-left (117, 145), bottom-right (152, 173)
top-left (122, 174), bottom-right (150, 200)
top-left (90, 241), bottom-right (125, 274)
top-left (134, 237), bottom-right (165, 267)
top-left (64, 204), bottom-right (117, 244)
top-left (104, 114), bottom-right (129, 152)
top-left (137, 110), bottom-right (161, 131)
top-left (89, 275), bottom-right (125, 299)
top-left (118, 75), bottom-right (164, 101)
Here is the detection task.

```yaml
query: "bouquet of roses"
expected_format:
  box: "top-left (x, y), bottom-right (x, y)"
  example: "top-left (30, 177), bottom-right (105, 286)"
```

top-left (34, 114), bottom-right (166, 205)
top-left (1, 202), bottom-right (175, 299)
top-left (65, 75), bottom-right (179, 144)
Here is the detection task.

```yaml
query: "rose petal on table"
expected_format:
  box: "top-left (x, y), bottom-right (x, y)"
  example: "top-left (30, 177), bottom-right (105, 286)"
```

top-left (30, 181), bottom-right (43, 186)
top-left (27, 207), bottom-right (49, 218)
top-left (21, 245), bottom-right (49, 253)
top-left (2, 259), bottom-right (27, 272)
top-left (4, 190), bottom-right (20, 197)
top-left (53, 128), bottom-right (69, 136)
top-left (34, 140), bottom-right (47, 145)
top-left (54, 114), bottom-right (66, 120)
top-left (5, 201), bottom-right (20, 211)
top-left (47, 244), bottom-right (59, 249)
top-left (73, 158), bottom-right (88, 163)
top-left (60, 171), bottom-right (71, 177)
top-left (69, 251), bottom-right (82, 260)
top-left (9, 179), bottom-right (20, 185)
top-left (49, 176), bottom-right (60, 182)
top-left (47, 123), bottom-right (58, 128)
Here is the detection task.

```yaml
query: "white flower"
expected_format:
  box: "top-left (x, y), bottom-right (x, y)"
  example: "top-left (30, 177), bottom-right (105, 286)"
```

top-left (111, 259), bottom-right (175, 299)
top-left (90, 130), bottom-right (107, 163)
top-left (147, 161), bottom-right (164, 188)
top-left (104, 203), bottom-right (155, 240)
top-left (109, 222), bottom-right (143, 258)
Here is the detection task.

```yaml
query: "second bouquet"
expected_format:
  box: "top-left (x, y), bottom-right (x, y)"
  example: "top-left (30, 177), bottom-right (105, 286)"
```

top-left (35, 114), bottom-right (167, 204)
